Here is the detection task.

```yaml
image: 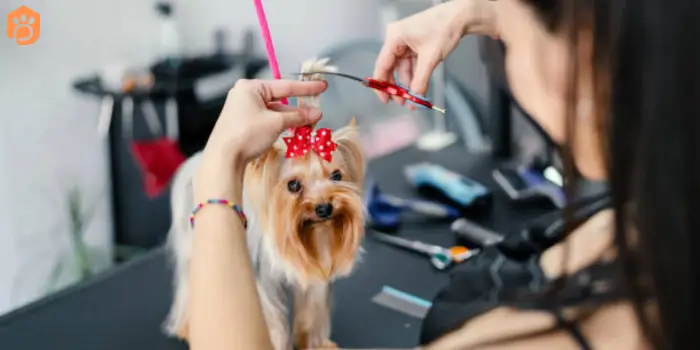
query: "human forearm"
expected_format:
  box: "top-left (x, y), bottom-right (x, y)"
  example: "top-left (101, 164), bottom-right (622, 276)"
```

top-left (188, 154), bottom-right (273, 350)
top-left (451, 0), bottom-right (498, 38)
top-left (181, 77), bottom-right (325, 349)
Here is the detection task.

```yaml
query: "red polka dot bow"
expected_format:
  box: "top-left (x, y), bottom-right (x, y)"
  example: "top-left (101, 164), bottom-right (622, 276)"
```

top-left (283, 126), bottom-right (337, 162)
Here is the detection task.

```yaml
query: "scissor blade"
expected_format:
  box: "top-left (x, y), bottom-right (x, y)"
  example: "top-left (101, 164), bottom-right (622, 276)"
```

top-left (290, 71), bottom-right (366, 83)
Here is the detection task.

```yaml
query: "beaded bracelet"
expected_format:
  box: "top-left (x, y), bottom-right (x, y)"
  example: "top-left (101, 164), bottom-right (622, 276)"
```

top-left (189, 199), bottom-right (248, 229)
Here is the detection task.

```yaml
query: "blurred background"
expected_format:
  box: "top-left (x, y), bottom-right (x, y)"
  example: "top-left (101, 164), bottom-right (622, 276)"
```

top-left (0, 0), bottom-right (547, 323)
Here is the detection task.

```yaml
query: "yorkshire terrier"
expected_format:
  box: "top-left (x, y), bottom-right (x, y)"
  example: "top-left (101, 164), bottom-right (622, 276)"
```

top-left (164, 58), bottom-right (366, 350)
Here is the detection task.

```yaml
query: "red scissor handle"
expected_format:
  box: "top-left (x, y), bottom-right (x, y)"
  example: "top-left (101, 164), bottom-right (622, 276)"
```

top-left (365, 78), bottom-right (432, 109)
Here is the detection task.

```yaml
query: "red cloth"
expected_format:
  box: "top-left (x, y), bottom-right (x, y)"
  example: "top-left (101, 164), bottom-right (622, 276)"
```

top-left (130, 138), bottom-right (186, 198)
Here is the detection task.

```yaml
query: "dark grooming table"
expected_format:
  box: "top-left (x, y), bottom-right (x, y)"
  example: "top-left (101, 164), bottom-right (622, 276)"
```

top-left (0, 145), bottom-right (550, 349)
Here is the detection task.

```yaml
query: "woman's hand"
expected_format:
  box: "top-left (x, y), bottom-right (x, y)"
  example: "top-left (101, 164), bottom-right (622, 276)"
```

top-left (373, 0), bottom-right (497, 106)
top-left (194, 79), bottom-right (327, 202)
top-left (205, 79), bottom-right (327, 163)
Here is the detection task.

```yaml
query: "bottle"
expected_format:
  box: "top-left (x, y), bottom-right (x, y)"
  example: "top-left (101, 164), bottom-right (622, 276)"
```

top-left (155, 2), bottom-right (182, 68)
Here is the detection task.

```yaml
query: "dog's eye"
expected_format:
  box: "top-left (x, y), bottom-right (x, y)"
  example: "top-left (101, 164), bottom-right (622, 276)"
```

top-left (287, 179), bottom-right (302, 193)
top-left (330, 170), bottom-right (342, 182)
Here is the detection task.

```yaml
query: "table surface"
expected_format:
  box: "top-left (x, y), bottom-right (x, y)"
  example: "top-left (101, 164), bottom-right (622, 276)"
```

top-left (0, 145), bottom-right (551, 350)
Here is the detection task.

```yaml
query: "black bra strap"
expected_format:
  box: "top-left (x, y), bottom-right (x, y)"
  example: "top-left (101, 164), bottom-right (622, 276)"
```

top-left (554, 312), bottom-right (592, 350)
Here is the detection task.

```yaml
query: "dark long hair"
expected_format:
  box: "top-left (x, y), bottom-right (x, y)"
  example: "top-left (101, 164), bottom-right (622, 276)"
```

top-left (609, 1), bottom-right (700, 349)
top-left (526, 0), bottom-right (700, 349)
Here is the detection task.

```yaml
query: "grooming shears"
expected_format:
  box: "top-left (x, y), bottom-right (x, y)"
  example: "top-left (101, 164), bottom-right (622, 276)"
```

top-left (292, 71), bottom-right (446, 114)
top-left (371, 231), bottom-right (479, 270)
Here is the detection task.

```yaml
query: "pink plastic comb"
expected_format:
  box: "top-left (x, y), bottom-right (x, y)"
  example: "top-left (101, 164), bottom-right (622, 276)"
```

top-left (253, 0), bottom-right (287, 106)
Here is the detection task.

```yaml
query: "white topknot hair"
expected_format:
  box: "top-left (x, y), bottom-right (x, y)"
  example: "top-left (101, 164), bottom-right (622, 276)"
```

top-left (297, 57), bottom-right (338, 110)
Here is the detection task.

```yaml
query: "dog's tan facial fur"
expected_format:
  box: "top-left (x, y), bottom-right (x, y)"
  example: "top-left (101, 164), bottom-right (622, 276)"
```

top-left (246, 119), bottom-right (365, 286)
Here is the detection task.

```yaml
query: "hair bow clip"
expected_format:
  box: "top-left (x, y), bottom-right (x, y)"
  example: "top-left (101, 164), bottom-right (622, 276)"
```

top-left (283, 126), bottom-right (337, 162)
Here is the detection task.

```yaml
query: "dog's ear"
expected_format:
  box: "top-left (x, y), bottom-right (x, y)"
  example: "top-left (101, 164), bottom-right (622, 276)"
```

top-left (273, 137), bottom-right (287, 153)
top-left (333, 117), bottom-right (365, 182)
top-left (247, 143), bottom-right (284, 210)
top-left (333, 117), bottom-right (359, 142)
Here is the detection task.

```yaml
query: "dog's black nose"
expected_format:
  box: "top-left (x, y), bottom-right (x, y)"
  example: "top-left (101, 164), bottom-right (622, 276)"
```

top-left (315, 203), bottom-right (334, 219)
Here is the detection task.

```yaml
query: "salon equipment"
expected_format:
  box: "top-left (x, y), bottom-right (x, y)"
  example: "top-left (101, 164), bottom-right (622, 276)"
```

top-left (543, 166), bottom-right (563, 186)
top-left (96, 96), bottom-right (115, 138)
top-left (451, 218), bottom-right (504, 247)
top-left (452, 192), bottom-right (612, 260)
top-left (366, 180), bottom-right (460, 231)
top-left (74, 53), bottom-right (269, 250)
top-left (155, 2), bottom-right (182, 67)
top-left (121, 96), bottom-right (134, 139)
top-left (371, 231), bottom-right (479, 270)
top-left (293, 71), bottom-right (446, 114)
top-left (164, 97), bottom-right (179, 140)
top-left (371, 286), bottom-right (433, 319)
top-left (128, 95), bottom-right (185, 198)
top-left (139, 99), bottom-right (164, 136)
top-left (493, 164), bottom-right (565, 208)
top-left (404, 162), bottom-right (491, 210)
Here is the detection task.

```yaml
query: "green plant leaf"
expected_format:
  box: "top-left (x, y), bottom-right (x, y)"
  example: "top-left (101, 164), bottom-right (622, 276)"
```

top-left (45, 258), bottom-right (65, 294)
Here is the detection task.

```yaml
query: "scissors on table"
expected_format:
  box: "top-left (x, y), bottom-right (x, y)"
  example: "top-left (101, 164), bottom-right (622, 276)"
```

top-left (371, 231), bottom-right (479, 270)
top-left (291, 71), bottom-right (446, 114)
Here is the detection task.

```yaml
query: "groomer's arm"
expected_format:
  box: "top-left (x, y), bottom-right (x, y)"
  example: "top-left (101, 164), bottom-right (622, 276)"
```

top-left (188, 150), bottom-right (272, 350)
top-left (185, 79), bottom-right (327, 350)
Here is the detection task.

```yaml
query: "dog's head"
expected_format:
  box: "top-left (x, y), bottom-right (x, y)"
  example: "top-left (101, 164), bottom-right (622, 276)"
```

top-left (247, 119), bottom-right (365, 285)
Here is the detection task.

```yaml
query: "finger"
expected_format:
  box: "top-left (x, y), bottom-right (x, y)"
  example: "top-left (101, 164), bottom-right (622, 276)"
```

top-left (270, 107), bottom-right (323, 132)
top-left (251, 79), bottom-right (328, 102)
top-left (387, 75), bottom-right (406, 106)
top-left (397, 58), bottom-right (413, 106)
top-left (266, 102), bottom-right (298, 112)
top-left (374, 41), bottom-right (398, 81)
top-left (407, 56), bottom-right (418, 111)
top-left (373, 38), bottom-right (401, 104)
top-left (410, 51), bottom-right (440, 97)
top-left (397, 57), bottom-right (413, 89)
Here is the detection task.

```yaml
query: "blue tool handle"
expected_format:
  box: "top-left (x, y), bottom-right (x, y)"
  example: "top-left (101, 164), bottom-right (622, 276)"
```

top-left (381, 194), bottom-right (459, 218)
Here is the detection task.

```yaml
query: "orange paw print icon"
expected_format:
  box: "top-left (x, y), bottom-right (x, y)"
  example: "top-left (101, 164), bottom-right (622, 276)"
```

top-left (6, 6), bottom-right (40, 46)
